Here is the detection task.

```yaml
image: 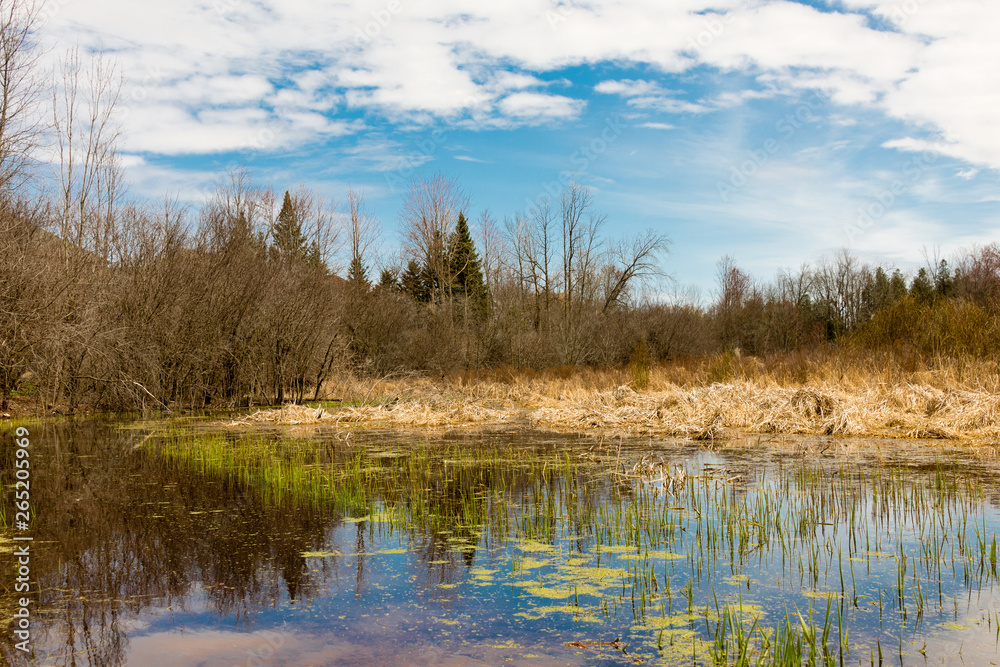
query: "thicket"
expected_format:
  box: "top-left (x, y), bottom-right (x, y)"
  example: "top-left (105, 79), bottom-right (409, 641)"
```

top-left (6, 169), bottom-right (1000, 413)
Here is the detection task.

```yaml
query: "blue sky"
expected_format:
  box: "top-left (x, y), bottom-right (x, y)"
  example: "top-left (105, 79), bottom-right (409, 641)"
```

top-left (39, 0), bottom-right (1000, 296)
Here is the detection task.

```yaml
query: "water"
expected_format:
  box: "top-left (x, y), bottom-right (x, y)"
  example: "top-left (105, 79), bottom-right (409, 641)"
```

top-left (2, 419), bottom-right (999, 665)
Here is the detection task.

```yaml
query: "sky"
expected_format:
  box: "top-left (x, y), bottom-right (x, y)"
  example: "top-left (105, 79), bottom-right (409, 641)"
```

top-left (35, 0), bottom-right (1000, 296)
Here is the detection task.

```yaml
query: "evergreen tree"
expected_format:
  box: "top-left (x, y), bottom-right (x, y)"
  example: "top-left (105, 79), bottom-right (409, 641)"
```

top-left (273, 191), bottom-right (311, 263)
top-left (401, 259), bottom-right (430, 303)
top-left (933, 259), bottom-right (953, 299)
top-left (347, 256), bottom-right (369, 290)
top-left (378, 268), bottom-right (398, 291)
top-left (447, 211), bottom-right (488, 316)
top-left (910, 267), bottom-right (934, 304)
top-left (866, 267), bottom-right (893, 314)
top-left (889, 269), bottom-right (908, 301)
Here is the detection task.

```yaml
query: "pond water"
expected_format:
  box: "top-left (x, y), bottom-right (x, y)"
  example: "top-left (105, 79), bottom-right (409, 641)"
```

top-left (2, 419), bottom-right (999, 666)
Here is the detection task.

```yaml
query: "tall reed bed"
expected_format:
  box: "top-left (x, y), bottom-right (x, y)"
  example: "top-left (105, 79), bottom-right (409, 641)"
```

top-left (238, 349), bottom-right (1000, 440)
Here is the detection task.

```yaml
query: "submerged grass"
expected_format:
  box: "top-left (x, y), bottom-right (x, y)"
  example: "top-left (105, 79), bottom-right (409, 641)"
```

top-left (148, 426), bottom-right (999, 665)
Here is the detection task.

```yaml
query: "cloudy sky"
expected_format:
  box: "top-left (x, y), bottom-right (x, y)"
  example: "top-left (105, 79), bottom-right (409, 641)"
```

top-left (37, 0), bottom-right (1000, 294)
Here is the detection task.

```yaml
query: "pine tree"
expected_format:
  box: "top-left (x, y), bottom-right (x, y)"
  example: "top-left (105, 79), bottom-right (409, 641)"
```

top-left (867, 267), bottom-right (893, 313)
top-left (347, 256), bottom-right (369, 290)
top-left (272, 191), bottom-right (310, 262)
top-left (910, 268), bottom-right (934, 304)
top-left (933, 259), bottom-right (953, 299)
top-left (401, 259), bottom-right (430, 303)
top-left (889, 269), bottom-right (908, 301)
top-left (378, 268), bottom-right (398, 291)
top-left (447, 211), bottom-right (488, 316)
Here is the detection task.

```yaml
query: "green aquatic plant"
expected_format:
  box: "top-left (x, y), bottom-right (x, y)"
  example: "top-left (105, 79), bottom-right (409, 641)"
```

top-left (141, 425), bottom-right (1000, 665)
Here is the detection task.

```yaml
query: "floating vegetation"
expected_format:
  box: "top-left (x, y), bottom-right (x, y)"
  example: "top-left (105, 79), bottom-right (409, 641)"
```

top-left (131, 425), bottom-right (1000, 665)
top-left (6, 420), bottom-right (999, 666)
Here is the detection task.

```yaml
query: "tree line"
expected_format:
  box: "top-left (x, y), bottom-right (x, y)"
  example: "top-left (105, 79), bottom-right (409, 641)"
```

top-left (1, 157), bottom-right (675, 411)
top-left (711, 249), bottom-right (1000, 360)
top-left (6, 154), bottom-right (1000, 413)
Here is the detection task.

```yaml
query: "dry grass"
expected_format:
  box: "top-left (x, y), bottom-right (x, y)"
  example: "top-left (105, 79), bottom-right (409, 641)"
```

top-left (227, 350), bottom-right (1000, 442)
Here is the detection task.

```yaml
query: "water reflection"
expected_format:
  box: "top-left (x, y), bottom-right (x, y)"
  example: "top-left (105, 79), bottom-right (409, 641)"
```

top-left (0, 422), bottom-right (998, 666)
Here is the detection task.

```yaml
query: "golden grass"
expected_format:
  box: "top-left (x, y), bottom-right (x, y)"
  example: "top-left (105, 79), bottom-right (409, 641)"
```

top-left (228, 349), bottom-right (1000, 442)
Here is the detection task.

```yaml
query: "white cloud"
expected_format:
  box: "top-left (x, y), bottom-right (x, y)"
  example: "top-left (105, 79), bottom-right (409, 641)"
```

top-left (118, 154), bottom-right (146, 168)
top-left (498, 91), bottom-right (584, 122)
top-left (594, 80), bottom-right (659, 97)
top-left (596, 79), bottom-right (709, 113)
top-left (34, 0), bottom-right (1000, 174)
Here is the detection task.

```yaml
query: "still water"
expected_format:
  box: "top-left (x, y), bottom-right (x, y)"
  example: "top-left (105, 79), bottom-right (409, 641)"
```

top-left (2, 419), bottom-right (999, 666)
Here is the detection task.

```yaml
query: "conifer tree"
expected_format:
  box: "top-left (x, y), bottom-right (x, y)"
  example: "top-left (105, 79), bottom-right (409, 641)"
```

top-left (378, 268), bottom-right (398, 291)
top-left (273, 191), bottom-right (310, 262)
top-left (933, 259), bottom-right (953, 299)
top-left (401, 259), bottom-right (430, 303)
top-left (889, 269), bottom-right (908, 301)
top-left (910, 267), bottom-right (934, 304)
top-left (447, 211), bottom-right (488, 316)
top-left (866, 266), bottom-right (893, 313)
top-left (347, 256), bottom-right (369, 289)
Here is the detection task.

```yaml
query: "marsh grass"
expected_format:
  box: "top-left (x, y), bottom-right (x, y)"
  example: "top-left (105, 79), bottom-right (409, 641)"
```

top-left (230, 348), bottom-right (1000, 441)
top-left (149, 426), bottom-right (999, 665)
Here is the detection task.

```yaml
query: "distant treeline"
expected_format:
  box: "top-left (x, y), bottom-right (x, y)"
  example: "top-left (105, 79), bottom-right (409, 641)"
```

top-left (3, 167), bottom-right (1000, 412)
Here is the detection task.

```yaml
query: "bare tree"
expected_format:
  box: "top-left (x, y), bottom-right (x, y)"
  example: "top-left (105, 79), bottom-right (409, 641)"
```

top-left (714, 256), bottom-right (753, 350)
top-left (300, 187), bottom-right (341, 274)
top-left (775, 263), bottom-right (814, 308)
top-left (560, 183), bottom-right (603, 311)
top-left (198, 167), bottom-right (270, 252)
top-left (0, 0), bottom-right (42, 194)
top-left (601, 229), bottom-right (671, 312)
top-left (559, 183), bottom-right (604, 362)
top-left (811, 250), bottom-right (869, 333)
top-left (505, 199), bottom-right (556, 332)
top-left (399, 173), bottom-right (469, 305)
top-left (346, 188), bottom-right (380, 284)
top-left (476, 209), bottom-right (504, 298)
top-left (52, 47), bottom-right (124, 261)
top-left (44, 48), bottom-right (125, 410)
top-left (0, 200), bottom-right (51, 408)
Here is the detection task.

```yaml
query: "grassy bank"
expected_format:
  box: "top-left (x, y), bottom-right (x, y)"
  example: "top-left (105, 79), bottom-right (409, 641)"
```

top-left (227, 349), bottom-right (1000, 442)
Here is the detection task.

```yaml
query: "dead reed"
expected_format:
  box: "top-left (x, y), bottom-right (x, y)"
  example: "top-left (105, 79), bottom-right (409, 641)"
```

top-left (228, 349), bottom-right (1000, 442)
